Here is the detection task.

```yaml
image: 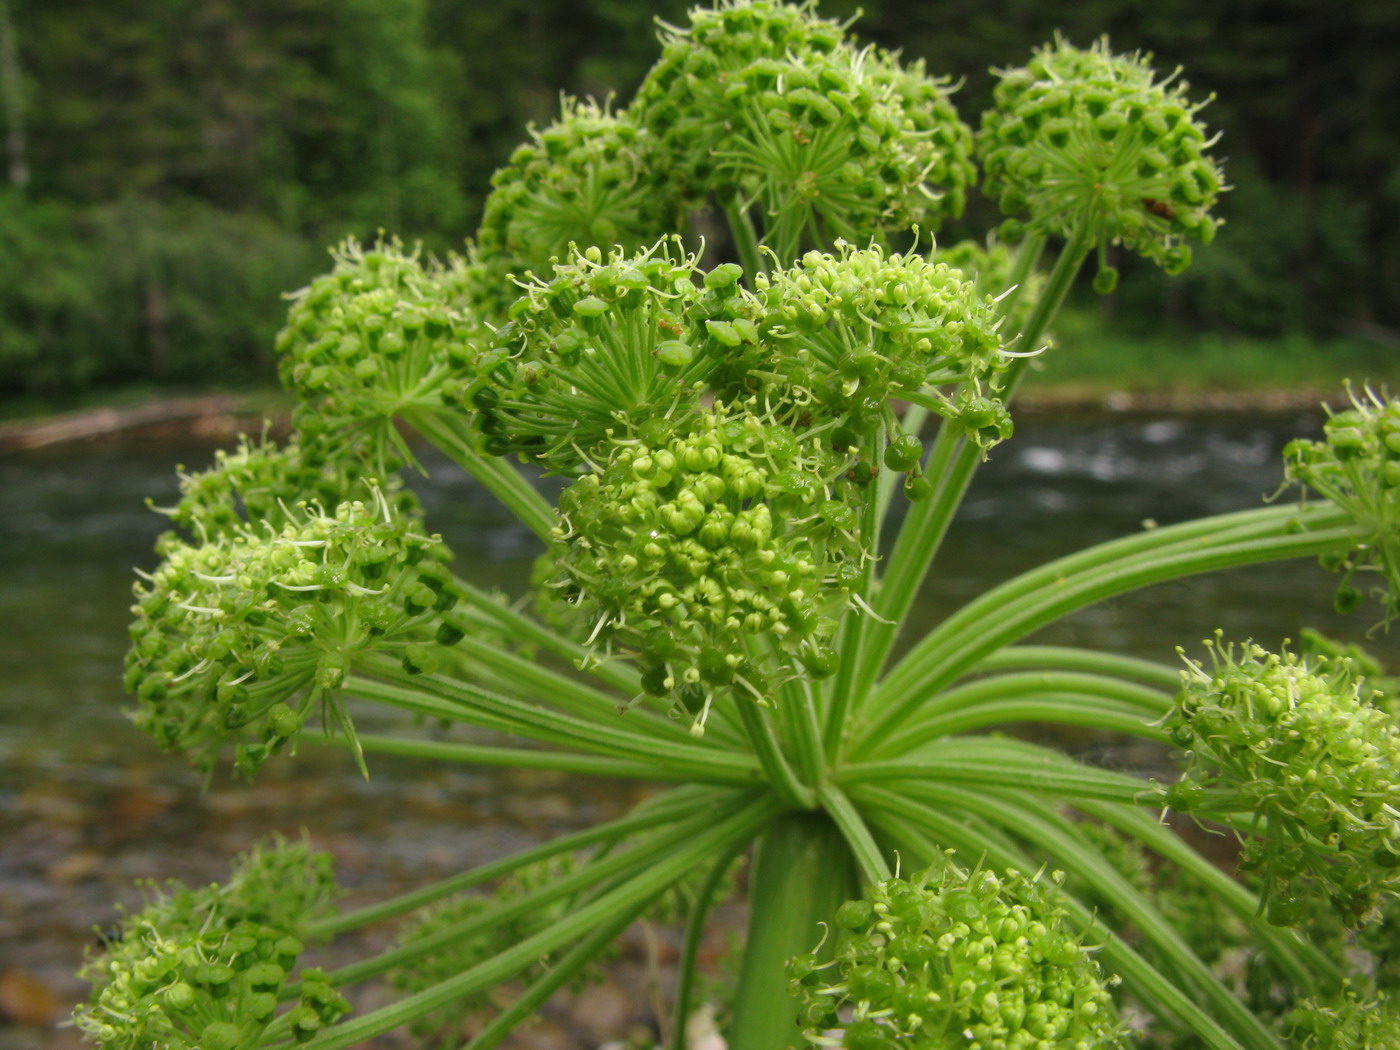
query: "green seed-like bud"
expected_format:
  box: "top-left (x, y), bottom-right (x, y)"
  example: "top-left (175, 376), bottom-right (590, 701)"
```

top-left (201, 1021), bottom-right (241, 1050)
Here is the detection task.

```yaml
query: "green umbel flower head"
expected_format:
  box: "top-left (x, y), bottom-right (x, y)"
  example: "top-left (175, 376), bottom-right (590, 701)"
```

top-left (276, 238), bottom-right (483, 474)
top-left (473, 239), bottom-right (753, 475)
top-left (732, 243), bottom-right (1011, 465)
top-left (790, 860), bottom-right (1126, 1049)
top-left (74, 838), bottom-right (347, 1050)
top-left (470, 97), bottom-right (686, 322)
top-left (1164, 638), bottom-right (1400, 925)
top-left (633, 0), bottom-right (974, 247)
top-left (979, 36), bottom-right (1224, 278)
top-left (127, 489), bottom-right (458, 777)
top-left (547, 399), bottom-right (864, 731)
top-left (1284, 386), bottom-right (1400, 626)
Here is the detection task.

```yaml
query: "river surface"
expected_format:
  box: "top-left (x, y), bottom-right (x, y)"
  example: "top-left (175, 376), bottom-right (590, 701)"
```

top-left (1, 410), bottom-right (1394, 1046)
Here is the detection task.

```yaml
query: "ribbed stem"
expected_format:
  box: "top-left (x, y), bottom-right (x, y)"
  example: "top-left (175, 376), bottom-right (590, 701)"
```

top-left (728, 812), bottom-right (857, 1050)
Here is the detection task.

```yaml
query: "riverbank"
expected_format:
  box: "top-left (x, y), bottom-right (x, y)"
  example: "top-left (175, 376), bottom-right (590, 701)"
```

top-left (0, 383), bottom-right (1360, 455)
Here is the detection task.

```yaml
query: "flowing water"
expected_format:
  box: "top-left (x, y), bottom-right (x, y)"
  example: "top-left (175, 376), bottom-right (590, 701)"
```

top-left (0, 410), bottom-right (1393, 1045)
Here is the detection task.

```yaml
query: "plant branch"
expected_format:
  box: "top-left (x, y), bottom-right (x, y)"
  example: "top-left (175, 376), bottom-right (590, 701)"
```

top-left (292, 793), bottom-right (781, 1050)
top-left (310, 785), bottom-right (720, 937)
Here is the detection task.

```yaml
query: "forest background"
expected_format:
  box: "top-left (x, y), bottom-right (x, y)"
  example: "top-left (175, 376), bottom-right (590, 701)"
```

top-left (0, 0), bottom-right (1395, 402)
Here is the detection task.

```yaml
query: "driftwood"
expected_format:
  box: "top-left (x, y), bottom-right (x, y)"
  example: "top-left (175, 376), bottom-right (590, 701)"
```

top-left (0, 396), bottom-right (244, 452)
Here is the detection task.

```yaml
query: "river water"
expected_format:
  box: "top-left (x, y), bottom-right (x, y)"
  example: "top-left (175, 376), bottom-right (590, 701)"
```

top-left (0, 410), bottom-right (1393, 1045)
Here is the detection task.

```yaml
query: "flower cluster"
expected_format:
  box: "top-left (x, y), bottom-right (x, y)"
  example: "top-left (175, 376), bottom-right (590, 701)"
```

top-left (746, 243), bottom-right (1011, 458)
top-left (469, 97), bottom-right (685, 321)
top-left (158, 435), bottom-right (422, 543)
top-left (75, 839), bottom-right (347, 1050)
top-left (473, 240), bottom-right (752, 474)
top-left (1285, 984), bottom-right (1400, 1050)
top-left (1164, 639), bottom-right (1400, 925)
top-left (789, 860), bottom-right (1125, 1050)
top-left (932, 235), bottom-right (1039, 305)
top-left (547, 400), bottom-right (862, 729)
top-left (276, 238), bottom-right (482, 473)
top-left (632, 0), bottom-right (974, 245)
top-left (127, 489), bottom-right (457, 777)
top-left (979, 36), bottom-right (1224, 278)
top-left (1284, 387), bottom-right (1400, 626)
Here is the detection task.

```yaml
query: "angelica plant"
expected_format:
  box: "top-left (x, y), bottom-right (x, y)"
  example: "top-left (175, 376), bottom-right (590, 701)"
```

top-left (81, 4), bottom-right (1400, 1050)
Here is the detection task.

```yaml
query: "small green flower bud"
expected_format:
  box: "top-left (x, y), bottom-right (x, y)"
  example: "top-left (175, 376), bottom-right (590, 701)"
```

top-left (1093, 264), bottom-right (1120, 294)
top-left (883, 433), bottom-right (923, 473)
top-left (201, 1021), bottom-right (241, 1050)
top-left (401, 644), bottom-right (439, 676)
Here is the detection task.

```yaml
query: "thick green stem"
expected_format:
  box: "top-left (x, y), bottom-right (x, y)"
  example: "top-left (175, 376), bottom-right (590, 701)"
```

top-left (723, 196), bottom-right (765, 282)
top-left (728, 811), bottom-right (857, 1050)
top-left (736, 701), bottom-right (815, 809)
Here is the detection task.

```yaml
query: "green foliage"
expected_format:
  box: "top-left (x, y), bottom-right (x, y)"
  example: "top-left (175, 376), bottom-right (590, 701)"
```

top-left (5, 0), bottom-right (1398, 398)
top-left (0, 193), bottom-right (319, 394)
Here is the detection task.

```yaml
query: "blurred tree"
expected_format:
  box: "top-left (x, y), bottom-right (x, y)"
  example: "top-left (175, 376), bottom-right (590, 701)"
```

top-left (14, 0), bottom-right (467, 241)
top-left (0, 0), bottom-right (27, 187)
top-left (0, 0), bottom-right (1395, 397)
